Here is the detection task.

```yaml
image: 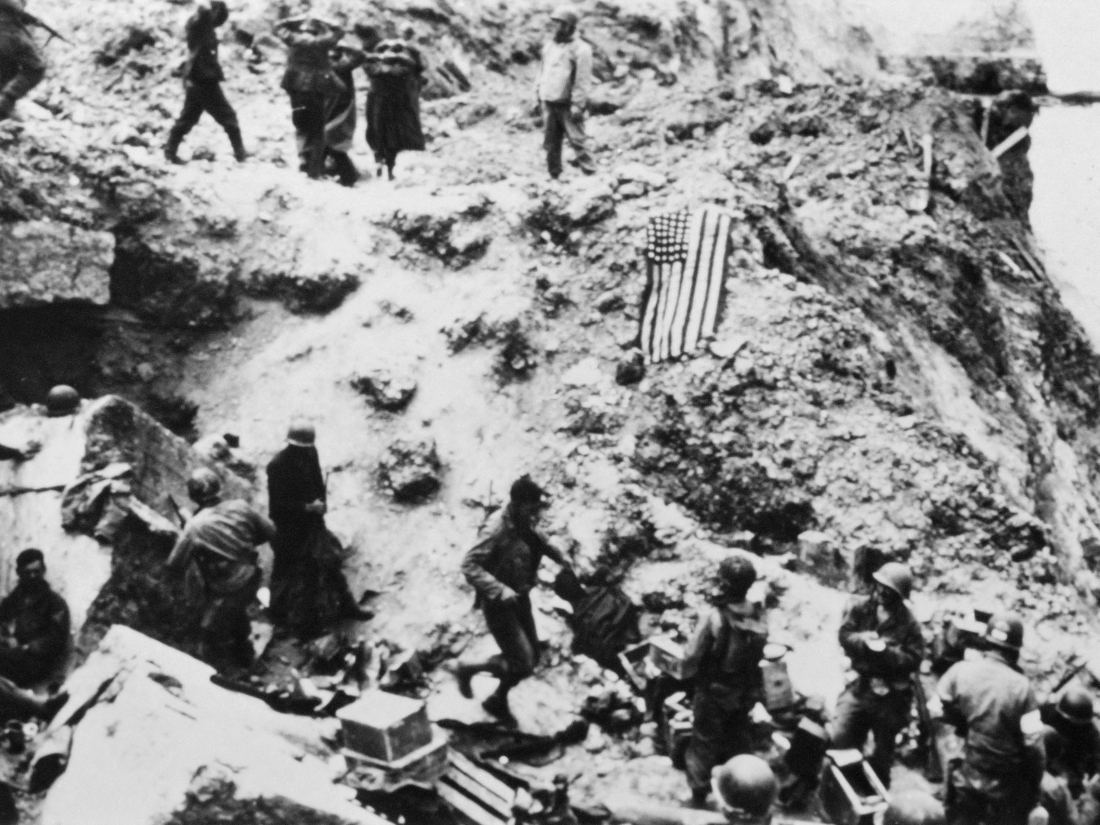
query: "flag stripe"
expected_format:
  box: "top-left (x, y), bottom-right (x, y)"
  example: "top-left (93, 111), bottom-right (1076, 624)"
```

top-left (640, 208), bottom-right (732, 363)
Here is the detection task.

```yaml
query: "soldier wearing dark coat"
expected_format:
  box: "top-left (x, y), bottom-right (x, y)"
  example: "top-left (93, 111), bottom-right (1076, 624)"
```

top-left (274, 16), bottom-right (345, 179)
top-left (265, 422), bottom-right (370, 637)
top-left (364, 35), bottom-right (425, 180)
top-left (0, 0), bottom-right (46, 121)
top-left (164, 1), bottom-right (247, 164)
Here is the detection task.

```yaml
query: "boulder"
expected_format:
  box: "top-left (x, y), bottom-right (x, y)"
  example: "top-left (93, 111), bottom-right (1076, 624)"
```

top-left (378, 438), bottom-right (443, 503)
top-left (40, 626), bottom-right (384, 825)
top-left (0, 221), bottom-right (114, 309)
top-left (350, 370), bottom-right (418, 412)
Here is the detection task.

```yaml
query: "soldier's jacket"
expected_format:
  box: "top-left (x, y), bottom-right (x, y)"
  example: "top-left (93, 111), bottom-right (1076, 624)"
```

top-left (839, 594), bottom-right (924, 692)
top-left (0, 581), bottom-right (69, 664)
top-left (184, 4), bottom-right (223, 83)
top-left (682, 599), bottom-right (767, 709)
top-left (462, 505), bottom-right (554, 606)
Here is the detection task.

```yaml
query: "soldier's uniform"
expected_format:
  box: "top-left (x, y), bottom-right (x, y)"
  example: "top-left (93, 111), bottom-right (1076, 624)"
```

top-left (938, 629), bottom-right (1045, 825)
top-left (165, 2), bottom-right (246, 162)
top-left (0, 0), bottom-right (46, 120)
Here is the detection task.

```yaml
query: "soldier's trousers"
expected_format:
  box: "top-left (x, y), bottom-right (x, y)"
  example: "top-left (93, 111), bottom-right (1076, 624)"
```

top-left (481, 595), bottom-right (540, 693)
top-left (169, 80), bottom-right (239, 140)
top-left (832, 684), bottom-right (912, 788)
top-left (685, 685), bottom-right (753, 792)
top-left (541, 101), bottom-right (593, 178)
top-left (287, 90), bottom-right (326, 179)
top-left (0, 27), bottom-right (46, 108)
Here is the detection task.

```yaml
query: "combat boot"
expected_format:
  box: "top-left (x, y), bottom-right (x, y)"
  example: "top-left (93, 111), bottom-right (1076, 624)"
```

top-left (164, 129), bottom-right (186, 165)
top-left (226, 125), bottom-right (248, 162)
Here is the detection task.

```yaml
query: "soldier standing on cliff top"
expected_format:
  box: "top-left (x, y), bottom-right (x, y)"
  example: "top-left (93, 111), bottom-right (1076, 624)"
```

top-left (535, 4), bottom-right (594, 180)
top-left (164, 1), bottom-right (248, 164)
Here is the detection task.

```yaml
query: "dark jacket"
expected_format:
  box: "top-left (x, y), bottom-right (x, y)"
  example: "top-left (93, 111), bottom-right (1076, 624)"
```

top-left (167, 499), bottom-right (274, 597)
top-left (266, 444), bottom-right (326, 576)
top-left (276, 23), bottom-right (344, 96)
top-left (462, 505), bottom-right (558, 606)
top-left (364, 39), bottom-right (426, 157)
top-left (184, 5), bottom-right (223, 83)
top-left (682, 599), bottom-right (767, 708)
top-left (938, 651), bottom-right (1045, 804)
top-left (1041, 700), bottom-right (1100, 794)
top-left (839, 594), bottom-right (924, 692)
top-left (0, 581), bottom-right (70, 666)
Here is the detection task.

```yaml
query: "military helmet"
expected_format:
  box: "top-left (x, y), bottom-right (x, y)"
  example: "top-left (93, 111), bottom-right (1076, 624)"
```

top-left (45, 385), bottom-right (80, 417)
top-left (186, 468), bottom-right (222, 505)
top-left (549, 4), bottom-right (579, 26)
top-left (872, 562), bottom-right (913, 601)
top-left (286, 421), bottom-right (316, 447)
top-left (711, 755), bottom-right (776, 817)
top-left (984, 611), bottom-right (1024, 651)
top-left (1057, 687), bottom-right (1095, 725)
top-left (882, 790), bottom-right (945, 825)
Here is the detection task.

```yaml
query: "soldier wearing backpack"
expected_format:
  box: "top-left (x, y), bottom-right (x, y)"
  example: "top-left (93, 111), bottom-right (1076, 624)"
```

top-left (681, 555), bottom-right (769, 808)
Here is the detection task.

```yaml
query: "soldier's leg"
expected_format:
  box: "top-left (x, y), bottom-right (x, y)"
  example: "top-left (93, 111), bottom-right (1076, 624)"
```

top-left (456, 599), bottom-right (536, 715)
top-left (561, 106), bottom-right (595, 174)
top-left (542, 102), bottom-right (565, 179)
top-left (868, 691), bottom-right (912, 788)
top-left (166, 82), bottom-right (206, 161)
top-left (831, 684), bottom-right (874, 752)
top-left (202, 82), bottom-right (247, 162)
top-left (686, 689), bottom-right (735, 804)
top-left (0, 31), bottom-right (46, 119)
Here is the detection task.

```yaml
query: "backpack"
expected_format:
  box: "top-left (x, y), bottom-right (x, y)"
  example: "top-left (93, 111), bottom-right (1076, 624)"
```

top-left (555, 569), bottom-right (641, 670)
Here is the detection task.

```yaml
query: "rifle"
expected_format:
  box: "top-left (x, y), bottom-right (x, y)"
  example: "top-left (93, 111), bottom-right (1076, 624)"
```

top-left (0, 1), bottom-right (69, 45)
top-left (911, 672), bottom-right (943, 782)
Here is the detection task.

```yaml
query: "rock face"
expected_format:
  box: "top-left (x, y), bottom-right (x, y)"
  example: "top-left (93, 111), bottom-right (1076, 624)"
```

top-left (0, 221), bottom-right (114, 309)
top-left (350, 370), bottom-right (418, 412)
top-left (378, 438), bottom-right (443, 503)
top-left (41, 626), bottom-right (384, 825)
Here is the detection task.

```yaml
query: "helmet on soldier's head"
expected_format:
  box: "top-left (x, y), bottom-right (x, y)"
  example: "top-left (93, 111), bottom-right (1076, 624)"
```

top-left (882, 790), bottom-right (945, 825)
top-left (872, 562), bottom-right (913, 601)
top-left (286, 421), bottom-right (316, 447)
top-left (186, 468), bottom-right (221, 506)
top-left (716, 555), bottom-right (757, 601)
top-left (711, 755), bottom-right (776, 818)
top-left (1057, 687), bottom-right (1095, 726)
top-left (45, 385), bottom-right (80, 417)
top-left (984, 611), bottom-right (1024, 651)
top-left (549, 4), bottom-right (579, 26)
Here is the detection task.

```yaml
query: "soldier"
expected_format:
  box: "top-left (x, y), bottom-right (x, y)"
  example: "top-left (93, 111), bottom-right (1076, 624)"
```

top-left (0, 0), bottom-right (46, 121)
top-left (455, 476), bottom-right (574, 723)
top-left (711, 754), bottom-right (778, 824)
top-left (164, 1), bottom-right (248, 164)
top-left (535, 4), bottom-right (594, 180)
top-left (265, 423), bottom-right (371, 637)
top-left (1040, 687), bottom-right (1100, 798)
top-left (833, 561), bottom-right (924, 787)
top-left (273, 16), bottom-right (345, 179)
top-left (167, 469), bottom-right (273, 670)
top-left (0, 549), bottom-right (70, 722)
top-left (681, 555), bottom-right (768, 808)
top-left (936, 611), bottom-right (1046, 825)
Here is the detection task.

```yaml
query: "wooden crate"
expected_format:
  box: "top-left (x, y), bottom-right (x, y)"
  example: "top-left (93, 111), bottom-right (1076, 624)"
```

top-left (648, 636), bottom-right (686, 679)
top-left (342, 728), bottom-right (449, 793)
top-left (819, 749), bottom-right (889, 825)
top-left (336, 689), bottom-right (432, 763)
top-left (436, 750), bottom-right (518, 825)
top-left (618, 641), bottom-right (651, 692)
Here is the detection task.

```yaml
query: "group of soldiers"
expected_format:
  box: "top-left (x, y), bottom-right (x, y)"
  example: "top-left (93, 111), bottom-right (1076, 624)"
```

top-left (449, 474), bottom-right (1100, 825)
top-left (1, 0), bottom-right (597, 183)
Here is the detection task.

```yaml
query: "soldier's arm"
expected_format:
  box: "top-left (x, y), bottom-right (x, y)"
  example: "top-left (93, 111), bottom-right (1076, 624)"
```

top-left (680, 611), bottom-right (716, 683)
top-left (878, 616), bottom-right (925, 675)
top-left (572, 42), bottom-right (593, 111)
top-left (936, 668), bottom-right (968, 732)
top-left (165, 530), bottom-right (194, 575)
top-left (837, 598), bottom-right (869, 658)
top-left (252, 509), bottom-right (276, 544)
top-left (21, 598), bottom-right (69, 657)
top-left (461, 535), bottom-right (506, 602)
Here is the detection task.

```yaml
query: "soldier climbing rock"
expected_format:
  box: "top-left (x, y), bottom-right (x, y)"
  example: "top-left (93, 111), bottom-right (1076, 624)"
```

top-left (0, 0), bottom-right (47, 121)
top-left (681, 555), bottom-right (769, 808)
top-left (164, 1), bottom-right (248, 164)
top-left (832, 561), bottom-right (924, 788)
top-left (167, 469), bottom-right (273, 670)
top-left (455, 475), bottom-right (574, 724)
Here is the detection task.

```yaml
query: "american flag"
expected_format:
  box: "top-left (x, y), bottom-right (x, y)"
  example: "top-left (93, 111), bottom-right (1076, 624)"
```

top-left (640, 208), bottom-right (733, 363)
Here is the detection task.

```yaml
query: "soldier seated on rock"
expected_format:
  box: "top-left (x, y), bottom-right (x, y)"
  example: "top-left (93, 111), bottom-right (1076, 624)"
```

top-left (0, 549), bottom-right (70, 721)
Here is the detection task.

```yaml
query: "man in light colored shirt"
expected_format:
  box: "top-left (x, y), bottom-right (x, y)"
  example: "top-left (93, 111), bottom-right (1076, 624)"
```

top-left (536, 5), bottom-right (594, 179)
